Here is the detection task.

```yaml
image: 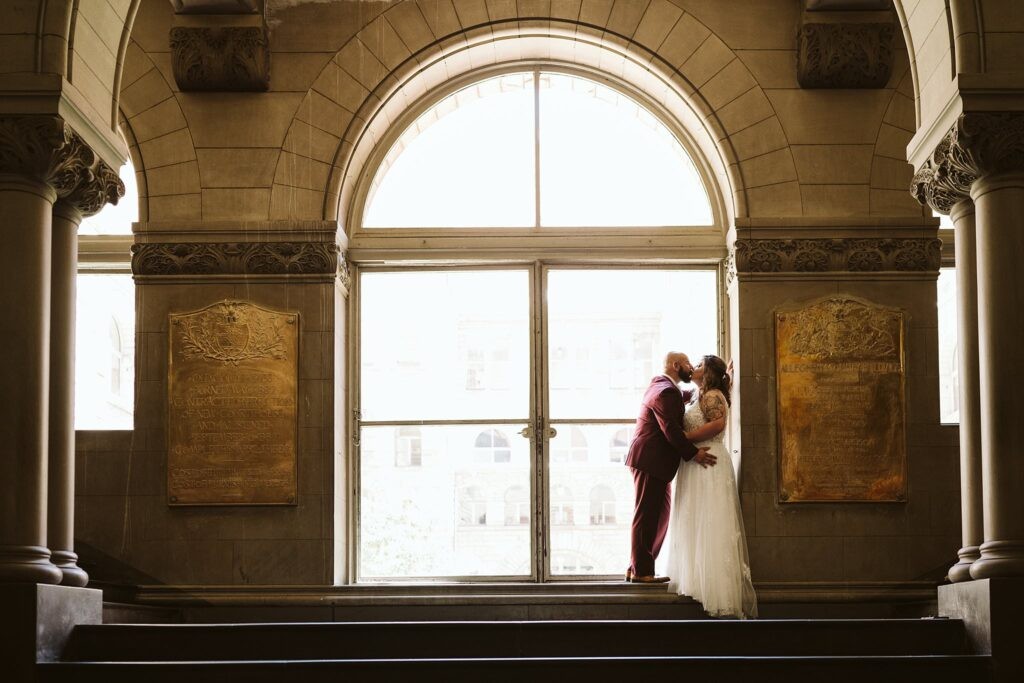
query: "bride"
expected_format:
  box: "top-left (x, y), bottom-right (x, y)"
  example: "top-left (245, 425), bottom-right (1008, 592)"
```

top-left (666, 354), bottom-right (757, 619)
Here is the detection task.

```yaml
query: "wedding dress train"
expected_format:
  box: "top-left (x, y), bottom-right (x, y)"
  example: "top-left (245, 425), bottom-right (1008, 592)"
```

top-left (666, 395), bottom-right (757, 619)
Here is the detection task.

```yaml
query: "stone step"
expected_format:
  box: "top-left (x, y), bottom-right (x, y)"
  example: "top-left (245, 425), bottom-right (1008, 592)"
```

top-left (102, 601), bottom-right (182, 625)
top-left (39, 655), bottom-right (993, 683)
top-left (63, 618), bottom-right (970, 661)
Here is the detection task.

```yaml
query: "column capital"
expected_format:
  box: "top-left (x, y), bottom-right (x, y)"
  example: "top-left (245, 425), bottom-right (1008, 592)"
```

top-left (911, 113), bottom-right (1024, 215)
top-left (0, 116), bottom-right (124, 217)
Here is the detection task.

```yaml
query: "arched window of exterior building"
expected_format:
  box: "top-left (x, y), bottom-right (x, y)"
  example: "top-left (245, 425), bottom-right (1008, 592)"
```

top-left (474, 429), bottom-right (512, 464)
top-left (552, 426), bottom-right (589, 464)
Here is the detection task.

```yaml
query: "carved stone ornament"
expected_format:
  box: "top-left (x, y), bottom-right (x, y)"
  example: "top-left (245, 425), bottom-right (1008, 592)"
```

top-left (797, 22), bottom-right (895, 89)
top-left (337, 251), bottom-right (352, 291)
top-left (176, 300), bottom-right (288, 365)
top-left (0, 115), bottom-right (125, 216)
top-left (131, 241), bottom-right (339, 276)
top-left (170, 25), bottom-right (270, 92)
top-left (724, 249), bottom-right (737, 288)
top-left (911, 113), bottom-right (1024, 214)
top-left (733, 237), bottom-right (941, 275)
top-left (784, 297), bottom-right (900, 360)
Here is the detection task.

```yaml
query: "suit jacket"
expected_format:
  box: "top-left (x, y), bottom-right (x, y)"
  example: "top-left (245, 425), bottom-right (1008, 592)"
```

top-left (624, 375), bottom-right (698, 482)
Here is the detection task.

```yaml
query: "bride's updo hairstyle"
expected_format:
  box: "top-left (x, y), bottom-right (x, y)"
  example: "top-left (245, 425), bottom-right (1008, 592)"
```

top-left (700, 355), bottom-right (731, 406)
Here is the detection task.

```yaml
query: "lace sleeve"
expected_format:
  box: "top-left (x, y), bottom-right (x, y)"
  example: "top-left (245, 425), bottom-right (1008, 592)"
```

top-left (700, 390), bottom-right (728, 421)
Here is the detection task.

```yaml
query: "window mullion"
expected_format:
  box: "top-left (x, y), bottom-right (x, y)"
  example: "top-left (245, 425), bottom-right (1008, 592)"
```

top-left (533, 69), bottom-right (541, 230)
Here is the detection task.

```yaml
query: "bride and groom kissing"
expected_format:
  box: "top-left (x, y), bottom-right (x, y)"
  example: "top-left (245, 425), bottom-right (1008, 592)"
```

top-left (625, 352), bottom-right (758, 619)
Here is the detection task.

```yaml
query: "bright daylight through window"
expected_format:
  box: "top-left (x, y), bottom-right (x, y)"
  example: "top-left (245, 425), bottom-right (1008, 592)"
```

top-left (938, 267), bottom-right (959, 424)
top-left (356, 70), bottom-right (720, 581)
top-left (75, 160), bottom-right (138, 430)
top-left (363, 72), bottom-right (713, 228)
top-left (358, 269), bottom-right (719, 579)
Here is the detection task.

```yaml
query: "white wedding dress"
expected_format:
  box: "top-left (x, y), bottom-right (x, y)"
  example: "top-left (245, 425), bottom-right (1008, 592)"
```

top-left (666, 393), bottom-right (758, 619)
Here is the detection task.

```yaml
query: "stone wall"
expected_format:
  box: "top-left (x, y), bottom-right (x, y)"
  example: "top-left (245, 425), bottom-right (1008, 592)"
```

top-left (69, 0), bottom-right (960, 588)
top-left (732, 237), bottom-right (959, 583)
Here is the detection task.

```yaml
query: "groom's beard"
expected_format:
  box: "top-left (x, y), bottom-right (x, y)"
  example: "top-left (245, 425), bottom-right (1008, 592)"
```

top-left (679, 369), bottom-right (693, 383)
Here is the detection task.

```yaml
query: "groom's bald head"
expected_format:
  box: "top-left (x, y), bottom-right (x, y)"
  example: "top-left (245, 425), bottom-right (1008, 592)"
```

top-left (664, 352), bottom-right (693, 383)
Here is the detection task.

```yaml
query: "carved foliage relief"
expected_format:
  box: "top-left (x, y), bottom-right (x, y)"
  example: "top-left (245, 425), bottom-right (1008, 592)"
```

top-left (776, 296), bottom-right (907, 503)
top-left (170, 26), bottom-right (270, 91)
top-left (797, 22), bottom-right (895, 89)
top-left (733, 238), bottom-right (941, 275)
top-left (0, 116), bottom-right (124, 216)
top-left (132, 242), bottom-right (340, 276)
top-left (911, 113), bottom-right (1024, 215)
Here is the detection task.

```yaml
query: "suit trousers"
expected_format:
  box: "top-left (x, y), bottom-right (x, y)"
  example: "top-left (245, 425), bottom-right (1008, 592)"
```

top-left (629, 466), bottom-right (672, 577)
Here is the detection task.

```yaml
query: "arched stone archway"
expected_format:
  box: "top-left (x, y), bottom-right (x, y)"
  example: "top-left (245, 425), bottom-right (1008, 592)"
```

top-left (273, 5), bottom-right (805, 226)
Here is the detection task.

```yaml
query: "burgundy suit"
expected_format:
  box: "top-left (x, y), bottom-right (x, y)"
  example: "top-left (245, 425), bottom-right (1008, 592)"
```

top-left (625, 375), bottom-right (698, 577)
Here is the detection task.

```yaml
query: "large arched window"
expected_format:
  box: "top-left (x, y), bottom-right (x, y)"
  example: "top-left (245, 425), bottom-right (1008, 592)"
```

top-left (354, 67), bottom-right (723, 583)
top-left (363, 71), bottom-right (713, 229)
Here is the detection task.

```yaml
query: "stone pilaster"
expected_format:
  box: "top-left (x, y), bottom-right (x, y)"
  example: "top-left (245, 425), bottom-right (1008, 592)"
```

top-left (0, 116), bottom-right (123, 585)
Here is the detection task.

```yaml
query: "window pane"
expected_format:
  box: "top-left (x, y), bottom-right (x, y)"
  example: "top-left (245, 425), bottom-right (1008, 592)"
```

top-left (78, 160), bottom-right (138, 235)
top-left (75, 274), bottom-right (134, 429)
top-left (933, 209), bottom-right (954, 229)
top-left (539, 73), bottom-right (712, 227)
top-left (359, 424), bottom-right (531, 578)
top-left (546, 269), bottom-right (718, 419)
top-left (938, 267), bottom-right (959, 424)
top-left (360, 270), bottom-right (530, 421)
top-left (548, 423), bottom-right (634, 576)
top-left (363, 73), bottom-right (536, 228)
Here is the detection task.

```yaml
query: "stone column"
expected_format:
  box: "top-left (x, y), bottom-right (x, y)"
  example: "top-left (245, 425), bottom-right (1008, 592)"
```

top-left (0, 116), bottom-right (123, 585)
top-left (48, 201), bottom-right (87, 586)
top-left (970, 170), bottom-right (1024, 579)
top-left (0, 173), bottom-right (62, 584)
top-left (949, 200), bottom-right (983, 582)
top-left (912, 113), bottom-right (1024, 580)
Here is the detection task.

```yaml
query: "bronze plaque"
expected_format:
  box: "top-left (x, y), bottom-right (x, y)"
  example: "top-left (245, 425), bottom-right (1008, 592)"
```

top-left (168, 300), bottom-right (298, 506)
top-left (776, 296), bottom-right (906, 503)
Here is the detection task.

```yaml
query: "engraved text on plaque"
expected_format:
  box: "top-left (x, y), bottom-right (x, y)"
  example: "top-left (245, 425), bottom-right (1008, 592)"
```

top-left (776, 296), bottom-right (906, 502)
top-left (168, 300), bottom-right (298, 505)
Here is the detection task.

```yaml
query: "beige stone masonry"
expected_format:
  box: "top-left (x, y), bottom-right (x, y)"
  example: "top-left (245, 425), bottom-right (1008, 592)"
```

top-left (633, 0), bottom-right (683, 49)
top-left (792, 145), bottom-right (875, 185)
top-left (198, 148), bottom-right (279, 188)
top-left (139, 128), bottom-right (196, 170)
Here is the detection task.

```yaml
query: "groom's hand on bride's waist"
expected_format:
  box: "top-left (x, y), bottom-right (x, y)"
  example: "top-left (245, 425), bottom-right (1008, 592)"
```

top-left (694, 447), bottom-right (717, 468)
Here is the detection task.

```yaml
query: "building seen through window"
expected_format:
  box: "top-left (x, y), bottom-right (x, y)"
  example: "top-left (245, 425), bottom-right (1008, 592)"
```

top-left (75, 158), bottom-right (137, 430)
top-left (504, 485), bottom-right (529, 526)
top-left (355, 71), bottom-right (720, 580)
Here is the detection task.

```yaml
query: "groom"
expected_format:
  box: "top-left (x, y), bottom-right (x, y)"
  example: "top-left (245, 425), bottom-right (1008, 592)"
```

top-left (625, 351), bottom-right (716, 583)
